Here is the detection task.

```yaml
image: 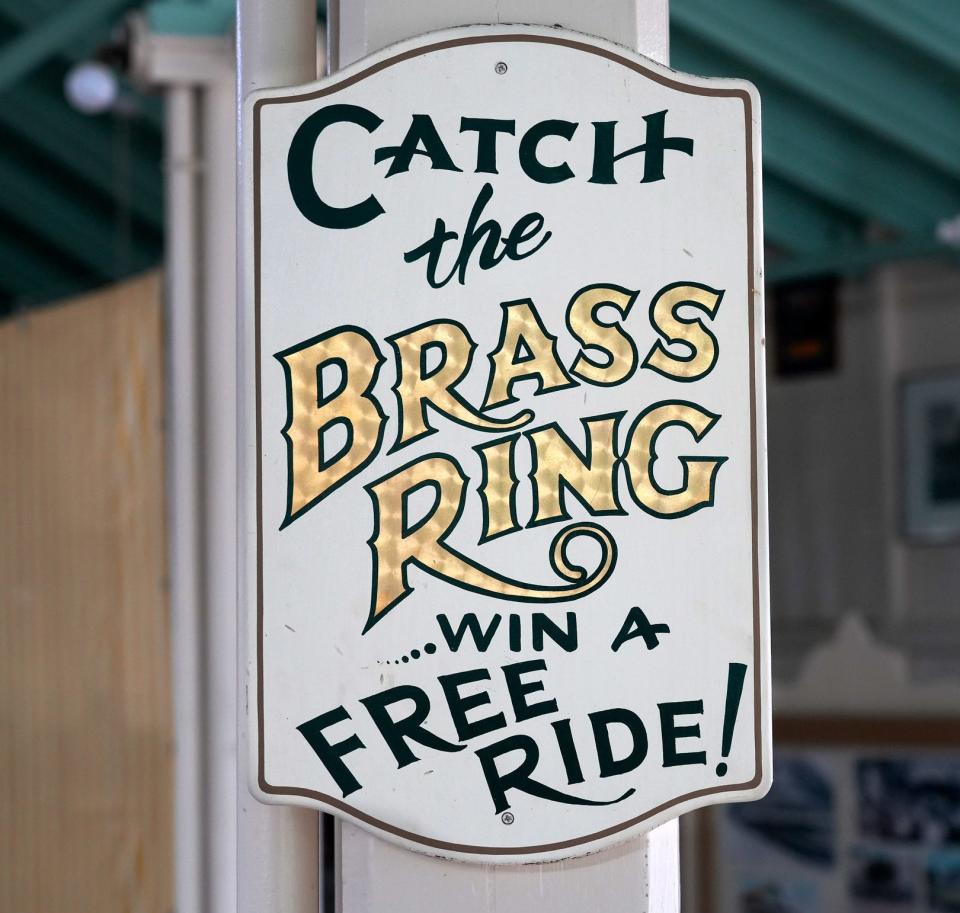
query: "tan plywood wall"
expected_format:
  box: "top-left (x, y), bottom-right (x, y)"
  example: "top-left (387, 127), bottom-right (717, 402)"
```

top-left (0, 272), bottom-right (172, 913)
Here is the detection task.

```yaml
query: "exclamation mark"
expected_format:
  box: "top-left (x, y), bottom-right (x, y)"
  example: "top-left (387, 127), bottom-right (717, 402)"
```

top-left (715, 662), bottom-right (747, 777)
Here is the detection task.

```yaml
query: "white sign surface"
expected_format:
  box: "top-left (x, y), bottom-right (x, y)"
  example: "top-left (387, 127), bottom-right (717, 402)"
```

top-left (244, 26), bottom-right (770, 863)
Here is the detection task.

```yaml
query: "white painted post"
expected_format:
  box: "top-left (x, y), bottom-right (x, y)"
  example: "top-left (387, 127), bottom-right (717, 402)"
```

top-left (329, 0), bottom-right (668, 70)
top-left (325, 3), bottom-right (678, 911)
top-left (136, 26), bottom-right (243, 912)
top-left (130, 9), bottom-right (323, 910)
top-left (137, 21), bottom-right (282, 913)
top-left (235, 2), bottom-right (689, 910)
top-left (164, 80), bottom-right (205, 913)
top-left (200, 60), bottom-right (242, 913)
top-left (236, 3), bottom-right (321, 913)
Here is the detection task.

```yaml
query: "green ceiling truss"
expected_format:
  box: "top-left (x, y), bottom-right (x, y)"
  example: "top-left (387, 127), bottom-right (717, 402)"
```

top-left (0, 0), bottom-right (131, 93)
top-left (0, 0), bottom-right (957, 313)
top-left (670, 0), bottom-right (960, 280)
top-left (0, 0), bottom-right (162, 313)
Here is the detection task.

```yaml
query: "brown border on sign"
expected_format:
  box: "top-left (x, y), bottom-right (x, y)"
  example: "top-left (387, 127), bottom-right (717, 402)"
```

top-left (253, 31), bottom-right (764, 856)
top-left (698, 716), bottom-right (960, 913)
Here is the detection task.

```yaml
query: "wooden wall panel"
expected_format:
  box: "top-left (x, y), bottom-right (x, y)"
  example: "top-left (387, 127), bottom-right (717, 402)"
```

top-left (0, 272), bottom-right (172, 913)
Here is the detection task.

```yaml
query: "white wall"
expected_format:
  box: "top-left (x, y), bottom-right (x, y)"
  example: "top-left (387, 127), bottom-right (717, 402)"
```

top-left (680, 257), bottom-right (960, 912)
top-left (767, 258), bottom-right (960, 681)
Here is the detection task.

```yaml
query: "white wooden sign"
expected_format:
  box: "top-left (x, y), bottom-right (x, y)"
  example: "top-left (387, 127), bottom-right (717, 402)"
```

top-left (244, 25), bottom-right (770, 863)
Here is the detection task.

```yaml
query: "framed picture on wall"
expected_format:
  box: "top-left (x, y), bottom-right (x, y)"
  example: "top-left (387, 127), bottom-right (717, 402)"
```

top-left (903, 371), bottom-right (960, 543)
top-left (698, 717), bottom-right (960, 913)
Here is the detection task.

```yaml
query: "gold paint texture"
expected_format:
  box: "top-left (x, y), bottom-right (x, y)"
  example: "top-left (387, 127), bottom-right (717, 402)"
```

top-left (476, 437), bottom-right (520, 540)
top-left (646, 284), bottom-right (720, 380)
top-left (528, 417), bottom-right (621, 523)
top-left (392, 321), bottom-right (530, 448)
top-left (484, 301), bottom-right (573, 408)
top-left (280, 330), bottom-right (383, 516)
top-left (568, 286), bottom-right (637, 384)
top-left (624, 403), bottom-right (723, 515)
top-left (367, 455), bottom-right (615, 620)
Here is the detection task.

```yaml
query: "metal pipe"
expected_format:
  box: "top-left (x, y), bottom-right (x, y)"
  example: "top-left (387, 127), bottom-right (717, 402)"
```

top-left (164, 82), bottom-right (205, 913)
top-left (0, 0), bottom-right (129, 92)
top-left (201, 63), bottom-right (240, 913)
top-left (235, 3), bottom-right (320, 912)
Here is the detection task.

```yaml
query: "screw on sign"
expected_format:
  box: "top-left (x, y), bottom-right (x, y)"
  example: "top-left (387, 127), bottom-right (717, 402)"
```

top-left (245, 25), bottom-right (770, 864)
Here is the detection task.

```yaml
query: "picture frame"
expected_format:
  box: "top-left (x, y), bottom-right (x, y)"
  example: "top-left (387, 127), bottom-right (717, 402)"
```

top-left (697, 716), bottom-right (960, 913)
top-left (903, 371), bottom-right (960, 543)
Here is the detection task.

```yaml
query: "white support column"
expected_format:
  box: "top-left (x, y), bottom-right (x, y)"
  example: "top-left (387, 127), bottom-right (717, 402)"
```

top-left (133, 8), bottom-right (322, 911)
top-left (338, 818), bottom-right (679, 913)
top-left (327, 3), bottom-right (677, 911)
top-left (135, 23), bottom-right (254, 913)
top-left (232, 2), bottom-right (678, 910)
top-left (200, 60), bottom-right (242, 913)
top-left (236, 3), bottom-right (321, 913)
top-left (328, 0), bottom-right (668, 70)
top-left (164, 81), bottom-right (205, 913)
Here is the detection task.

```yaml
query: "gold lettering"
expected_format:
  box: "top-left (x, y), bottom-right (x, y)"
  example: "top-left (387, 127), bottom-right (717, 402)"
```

top-left (389, 320), bottom-right (530, 451)
top-left (623, 402), bottom-right (726, 517)
top-left (642, 283), bottom-right (722, 381)
top-left (567, 285), bottom-right (639, 385)
top-left (475, 436), bottom-right (521, 542)
top-left (276, 327), bottom-right (385, 526)
top-left (365, 454), bottom-right (617, 630)
top-left (483, 299), bottom-right (575, 409)
top-left (528, 416), bottom-right (623, 525)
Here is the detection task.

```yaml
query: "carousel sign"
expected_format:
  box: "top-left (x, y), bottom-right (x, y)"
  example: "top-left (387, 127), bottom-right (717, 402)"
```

top-left (244, 26), bottom-right (771, 862)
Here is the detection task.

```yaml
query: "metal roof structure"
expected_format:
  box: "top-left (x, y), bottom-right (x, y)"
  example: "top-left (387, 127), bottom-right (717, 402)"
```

top-left (0, 0), bottom-right (958, 314)
top-left (0, 0), bottom-right (164, 313)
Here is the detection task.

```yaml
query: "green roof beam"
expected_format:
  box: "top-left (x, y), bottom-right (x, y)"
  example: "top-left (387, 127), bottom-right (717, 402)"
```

top-left (673, 32), bottom-right (960, 233)
top-left (145, 0), bottom-right (327, 35)
top-left (0, 227), bottom-right (90, 303)
top-left (763, 175), bottom-right (860, 254)
top-left (0, 2), bottom-right (163, 132)
top-left (0, 84), bottom-right (162, 229)
top-left (0, 0), bottom-right (131, 93)
top-left (821, 0), bottom-right (960, 73)
top-left (768, 236), bottom-right (958, 284)
top-left (146, 0), bottom-right (234, 36)
top-left (671, 0), bottom-right (960, 181)
top-left (0, 154), bottom-right (158, 279)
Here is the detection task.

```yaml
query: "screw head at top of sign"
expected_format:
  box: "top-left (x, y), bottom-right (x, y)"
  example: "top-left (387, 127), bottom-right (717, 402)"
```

top-left (495, 61), bottom-right (508, 75)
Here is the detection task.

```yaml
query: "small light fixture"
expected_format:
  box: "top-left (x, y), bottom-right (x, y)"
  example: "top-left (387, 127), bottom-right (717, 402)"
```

top-left (64, 61), bottom-right (119, 115)
top-left (936, 214), bottom-right (960, 249)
